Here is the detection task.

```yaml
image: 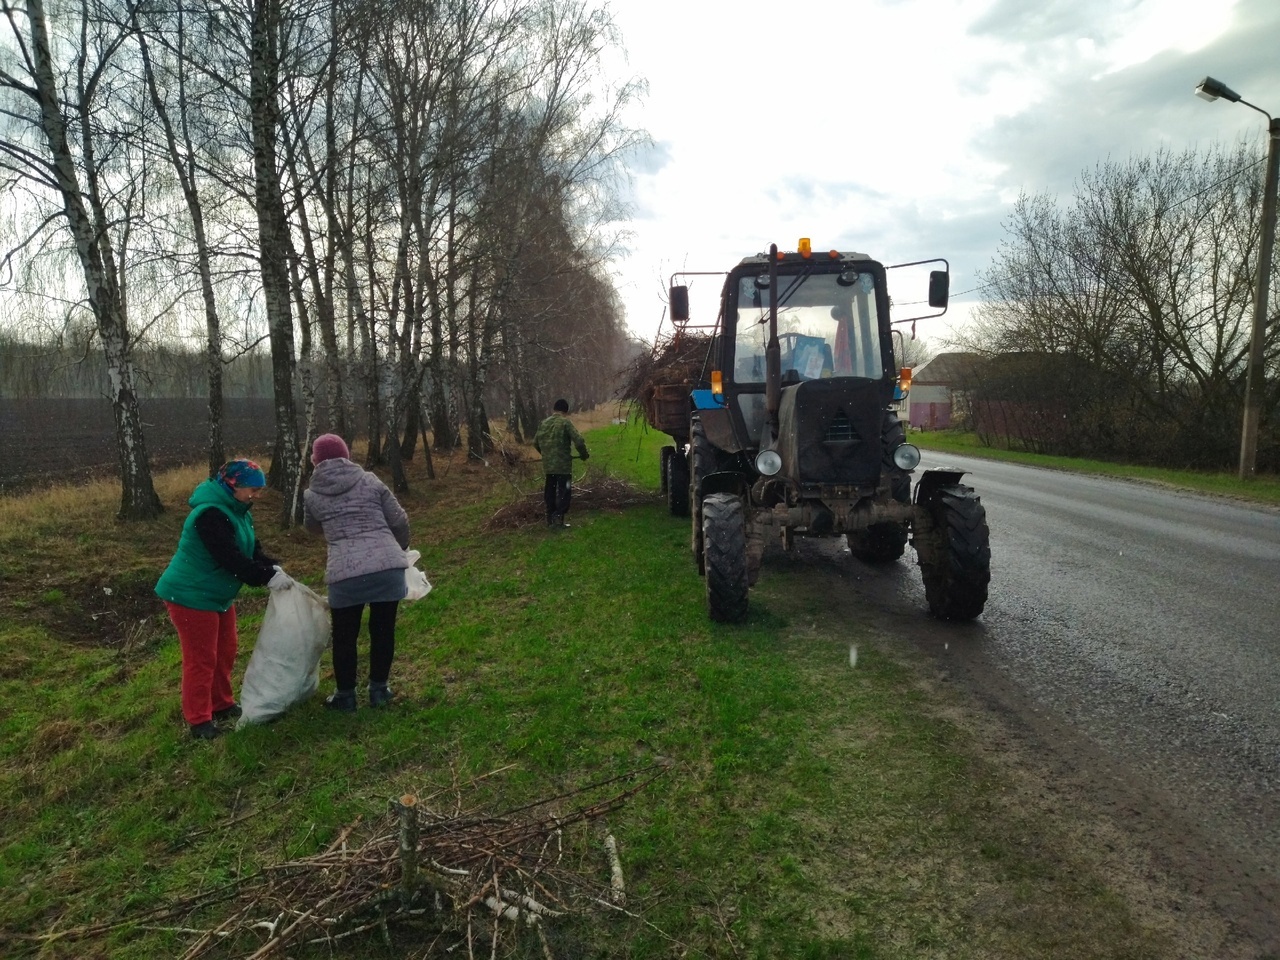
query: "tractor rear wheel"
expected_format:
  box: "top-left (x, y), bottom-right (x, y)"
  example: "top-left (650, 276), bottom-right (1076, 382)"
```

top-left (849, 410), bottom-right (911, 562)
top-left (917, 484), bottom-right (990, 620)
top-left (848, 522), bottom-right (908, 563)
top-left (849, 461), bottom-right (910, 563)
top-left (666, 447), bottom-right (690, 516)
top-left (702, 493), bottom-right (749, 622)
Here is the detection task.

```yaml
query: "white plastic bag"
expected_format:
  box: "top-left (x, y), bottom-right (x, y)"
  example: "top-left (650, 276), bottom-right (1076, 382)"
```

top-left (237, 578), bottom-right (330, 727)
top-left (404, 548), bottom-right (432, 602)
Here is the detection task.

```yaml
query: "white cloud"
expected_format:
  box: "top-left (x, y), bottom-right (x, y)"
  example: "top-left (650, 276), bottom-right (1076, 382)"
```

top-left (604, 0), bottom-right (1275, 349)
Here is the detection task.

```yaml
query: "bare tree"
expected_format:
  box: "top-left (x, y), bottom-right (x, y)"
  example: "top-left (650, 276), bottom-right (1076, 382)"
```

top-left (0, 0), bottom-right (162, 518)
top-left (247, 0), bottom-right (303, 519)
top-left (2, 0), bottom-right (650, 503)
top-left (897, 333), bottom-right (933, 370)
top-left (134, 3), bottom-right (229, 475)
top-left (965, 143), bottom-right (1278, 468)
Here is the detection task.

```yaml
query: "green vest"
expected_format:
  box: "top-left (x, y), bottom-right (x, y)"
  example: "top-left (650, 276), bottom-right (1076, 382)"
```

top-left (155, 479), bottom-right (258, 612)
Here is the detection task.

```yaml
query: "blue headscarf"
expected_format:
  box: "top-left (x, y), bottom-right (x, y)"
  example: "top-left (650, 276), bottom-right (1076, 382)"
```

top-left (216, 459), bottom-right (266, 495)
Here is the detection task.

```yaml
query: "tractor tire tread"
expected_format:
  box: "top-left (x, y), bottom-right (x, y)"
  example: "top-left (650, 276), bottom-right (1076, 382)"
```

top-left (703, 492), bottom-right (749, 622)
top-left (919, 485), bottom-right (991, 620)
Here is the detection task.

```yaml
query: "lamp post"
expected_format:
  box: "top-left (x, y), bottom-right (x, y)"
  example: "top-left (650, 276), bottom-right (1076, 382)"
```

top-left (1195, 76), bottom-right (1280, 479)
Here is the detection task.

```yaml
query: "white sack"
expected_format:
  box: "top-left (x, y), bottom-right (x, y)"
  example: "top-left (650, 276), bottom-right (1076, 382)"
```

top-left (404, 548), bottom-right (432, 602)
top-left (237, 578), bottom-right (330, 728)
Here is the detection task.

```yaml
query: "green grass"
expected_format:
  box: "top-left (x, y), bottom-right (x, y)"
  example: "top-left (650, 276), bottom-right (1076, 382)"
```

top-left (0, 417), bottom-right (1200, 958)
top-left (911, 428), bottom-right (1280, 504)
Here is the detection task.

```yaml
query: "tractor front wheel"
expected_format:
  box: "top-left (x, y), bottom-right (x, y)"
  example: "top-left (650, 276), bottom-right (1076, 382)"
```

top-left (916, 484), bottom-right (991, 620)
top-left (703, 493), bottom-right (749, 623)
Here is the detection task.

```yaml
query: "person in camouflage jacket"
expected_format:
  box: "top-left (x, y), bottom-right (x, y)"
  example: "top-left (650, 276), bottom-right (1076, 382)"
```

top-left (533, 398), bottom-right (589, 528)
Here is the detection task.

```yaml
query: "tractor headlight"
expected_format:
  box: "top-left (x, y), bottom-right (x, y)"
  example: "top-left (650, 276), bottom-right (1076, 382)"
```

top-left (755, 449), bottom-right (782, 476)
top-left (891, 443), bottom-right (921, 471)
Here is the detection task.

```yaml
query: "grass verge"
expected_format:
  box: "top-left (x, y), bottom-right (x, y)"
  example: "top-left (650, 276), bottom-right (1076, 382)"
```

top-left (0, 414), bottom-right (1208, 958)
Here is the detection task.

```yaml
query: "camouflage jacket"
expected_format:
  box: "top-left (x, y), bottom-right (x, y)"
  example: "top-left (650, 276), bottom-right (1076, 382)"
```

top-left (533, 414), bottom-right (588, 475)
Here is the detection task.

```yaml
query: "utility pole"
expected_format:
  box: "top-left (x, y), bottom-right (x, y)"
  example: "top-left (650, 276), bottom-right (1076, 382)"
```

top-left (1240, 118), bottom-right (1279, 479)
top-left (1195, 77), bottom-right (1278, 479)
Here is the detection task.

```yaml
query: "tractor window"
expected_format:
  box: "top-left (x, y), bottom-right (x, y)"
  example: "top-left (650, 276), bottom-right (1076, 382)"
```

top-left (734, 322), bottom-right (769, 383)
top-left (732, 272), bottom-right (883, 382)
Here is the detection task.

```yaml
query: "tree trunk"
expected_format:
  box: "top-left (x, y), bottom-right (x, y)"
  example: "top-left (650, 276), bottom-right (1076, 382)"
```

top-left (250, 0), bottom-right (301, 521)
top-left (136, 17), bottom-right (225, 476)
top-left (400, 396), bottom-right (420, 461)
top-left (290, 250), bottom-right (319, 519)
top-left (104, 326), bottom-right (165, 519)
top-left (27, 0), bottom-right (161, 519)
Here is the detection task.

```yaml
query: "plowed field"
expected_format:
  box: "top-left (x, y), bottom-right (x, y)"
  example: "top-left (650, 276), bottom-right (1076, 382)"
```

top-left (0, 398), bottom-right (278, 493)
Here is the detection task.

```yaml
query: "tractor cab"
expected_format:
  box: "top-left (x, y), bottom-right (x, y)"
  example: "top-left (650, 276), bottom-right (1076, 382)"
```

top-left (716, 251), bottom-right (895, 468)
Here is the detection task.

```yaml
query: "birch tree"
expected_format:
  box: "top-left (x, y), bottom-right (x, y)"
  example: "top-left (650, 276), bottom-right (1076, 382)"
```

top-left (134, 3), bottom-right (228, 475)
top-left (0, 0), bottom-right (162, 518)
top-left (248, 0), bottom-right (303, 519)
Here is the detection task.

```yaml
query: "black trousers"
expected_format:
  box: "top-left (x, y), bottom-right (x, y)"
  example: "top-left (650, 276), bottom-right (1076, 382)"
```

top-left (543, 473), bottom-right (572, 520)
top-left (330, 600), bottom-right (398, 691)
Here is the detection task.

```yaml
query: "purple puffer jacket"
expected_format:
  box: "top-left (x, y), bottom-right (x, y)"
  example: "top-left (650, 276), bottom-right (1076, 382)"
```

top-left (303, 458), bottom-right (411, 584)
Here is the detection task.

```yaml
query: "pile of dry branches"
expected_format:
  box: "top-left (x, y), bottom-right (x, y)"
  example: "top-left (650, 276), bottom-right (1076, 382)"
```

top-left (485, 471), bottom-right (659, 531)
top-left (617, 333), bottom-right (713, 412)
top-left (28, 767), bottom-right (665, 959)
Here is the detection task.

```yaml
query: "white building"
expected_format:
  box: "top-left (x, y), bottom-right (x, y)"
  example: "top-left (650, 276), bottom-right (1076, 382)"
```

top-left (900, 352), bottom-right (983, 430)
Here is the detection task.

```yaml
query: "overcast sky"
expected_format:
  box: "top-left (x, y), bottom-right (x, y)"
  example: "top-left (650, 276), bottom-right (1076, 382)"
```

top-left (603, 0), bottom-right (1280, 348)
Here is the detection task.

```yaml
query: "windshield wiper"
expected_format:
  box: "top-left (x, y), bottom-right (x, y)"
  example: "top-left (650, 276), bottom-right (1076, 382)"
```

top-left (776, 264), bottom-right (815, 309)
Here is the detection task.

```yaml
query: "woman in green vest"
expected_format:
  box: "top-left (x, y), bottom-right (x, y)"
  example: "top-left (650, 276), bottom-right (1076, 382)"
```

top-left (155, 459), bottom-right (290, 740)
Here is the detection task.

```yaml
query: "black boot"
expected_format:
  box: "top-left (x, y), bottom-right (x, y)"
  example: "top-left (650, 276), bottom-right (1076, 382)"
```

top-left (369, 682), bottom-right (394, 708)
top-left (324, 689), bottom-right (357, 713)
top-left (190, 721), bottom-right (223, 740)
top-left (213, 703), bottom-right (242, 723)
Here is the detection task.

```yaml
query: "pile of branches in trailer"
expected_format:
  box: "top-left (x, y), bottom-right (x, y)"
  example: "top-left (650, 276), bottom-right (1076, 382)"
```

top-left (32, 766), bottom-right (666, 959)
top-left (617, 333), bottom-right (713, 416)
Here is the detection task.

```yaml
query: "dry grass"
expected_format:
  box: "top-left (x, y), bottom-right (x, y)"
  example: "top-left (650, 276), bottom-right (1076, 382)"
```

top-left (0, 463), bottom-right (207, 540)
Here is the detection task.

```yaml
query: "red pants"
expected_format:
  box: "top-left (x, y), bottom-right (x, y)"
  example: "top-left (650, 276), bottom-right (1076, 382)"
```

top-left (165, 602), bottom-right (239, 725)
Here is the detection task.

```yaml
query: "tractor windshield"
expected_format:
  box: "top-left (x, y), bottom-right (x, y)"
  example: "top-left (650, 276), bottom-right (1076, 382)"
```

top-left (731, 270), bottom-right (882, 384)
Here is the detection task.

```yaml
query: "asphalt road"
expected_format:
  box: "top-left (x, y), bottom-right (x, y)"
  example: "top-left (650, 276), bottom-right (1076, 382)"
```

top-left (807, 452), bottom-right (1280, 952)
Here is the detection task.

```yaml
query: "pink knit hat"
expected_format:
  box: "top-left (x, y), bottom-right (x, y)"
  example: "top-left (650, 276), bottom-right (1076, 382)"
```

top-left (311, 433), bottom-right (350, 465)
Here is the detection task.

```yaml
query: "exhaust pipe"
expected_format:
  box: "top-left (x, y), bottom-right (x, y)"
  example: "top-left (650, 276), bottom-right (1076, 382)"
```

top-left (765, 242), bottom-right (780, 440)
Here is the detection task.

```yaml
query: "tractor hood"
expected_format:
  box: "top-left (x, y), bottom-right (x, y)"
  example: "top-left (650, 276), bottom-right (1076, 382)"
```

top-left (775, 379), bottom-right (883, 487)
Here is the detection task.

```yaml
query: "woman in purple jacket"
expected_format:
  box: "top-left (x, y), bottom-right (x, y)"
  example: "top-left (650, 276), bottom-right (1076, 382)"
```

top-left (303, 434), bottom-right (411, 711)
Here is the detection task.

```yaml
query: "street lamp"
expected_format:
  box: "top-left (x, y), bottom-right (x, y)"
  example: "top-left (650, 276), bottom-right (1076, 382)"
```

top-left (1195, 76), bottom-right (1280, 480)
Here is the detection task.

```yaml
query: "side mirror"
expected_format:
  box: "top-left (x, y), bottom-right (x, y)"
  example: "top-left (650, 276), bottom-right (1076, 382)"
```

top-left (670, 285), bottom-right (689, 322)
top-left (927, 270), bottom-right (949, 309)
